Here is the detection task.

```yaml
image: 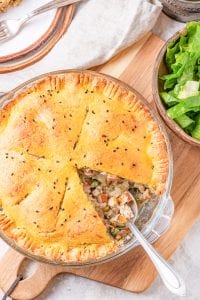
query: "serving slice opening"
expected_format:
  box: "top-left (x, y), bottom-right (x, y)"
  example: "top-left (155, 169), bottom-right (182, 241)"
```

top-left (78, 167), bottom-right (155, 243)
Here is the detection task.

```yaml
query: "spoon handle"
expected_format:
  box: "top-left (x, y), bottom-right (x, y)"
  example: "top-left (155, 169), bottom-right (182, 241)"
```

top-left (129, 223), bottom-right (186, 296)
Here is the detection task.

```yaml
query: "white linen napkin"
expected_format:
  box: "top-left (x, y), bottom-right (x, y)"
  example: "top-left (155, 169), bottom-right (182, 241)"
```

top-left (0, 0), bottom-right (162, 92)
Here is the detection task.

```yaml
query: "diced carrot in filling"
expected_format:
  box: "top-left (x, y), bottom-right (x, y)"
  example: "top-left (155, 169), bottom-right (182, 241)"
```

top-left (117, 191), bottom-right (133, 204)
top-left (79, 167), bottom-right (154, 242)
top-left (117, 215), bottom-right (127, 224)
top-left (98, 193), bottom-right (109, 203)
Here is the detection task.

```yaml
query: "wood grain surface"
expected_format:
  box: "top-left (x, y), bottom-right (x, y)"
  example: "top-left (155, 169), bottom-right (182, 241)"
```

top-left (0, 33), bottom-right (199, 300)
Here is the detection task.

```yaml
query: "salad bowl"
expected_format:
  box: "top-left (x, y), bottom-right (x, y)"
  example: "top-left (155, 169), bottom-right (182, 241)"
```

top-left (153, 23), bottom-right (200, 147)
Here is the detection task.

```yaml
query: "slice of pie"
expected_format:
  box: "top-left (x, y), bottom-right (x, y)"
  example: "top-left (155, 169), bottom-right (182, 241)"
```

top-left (0, 0), bottom-right (22, 12)
top-left (0, 72), bottom-right (169, 263)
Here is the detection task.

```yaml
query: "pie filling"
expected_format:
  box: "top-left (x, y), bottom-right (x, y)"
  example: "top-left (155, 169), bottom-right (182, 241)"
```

top-left (79, 167), bottom-right (154, 243)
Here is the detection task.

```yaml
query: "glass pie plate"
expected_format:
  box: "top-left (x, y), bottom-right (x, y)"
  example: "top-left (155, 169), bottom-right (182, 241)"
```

top-left (0, 70), bottom-right (174, 267)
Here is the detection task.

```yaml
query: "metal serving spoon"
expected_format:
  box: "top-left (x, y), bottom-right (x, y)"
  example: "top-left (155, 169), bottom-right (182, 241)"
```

top-left (127, 192), bottom-right (186, 296)
top-left (0, 0), bottom-right (84, 42)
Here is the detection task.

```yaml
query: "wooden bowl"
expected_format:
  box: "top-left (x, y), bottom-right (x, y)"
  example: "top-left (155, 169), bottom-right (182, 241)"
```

top-left (153, 28), bottom-right (200, 147)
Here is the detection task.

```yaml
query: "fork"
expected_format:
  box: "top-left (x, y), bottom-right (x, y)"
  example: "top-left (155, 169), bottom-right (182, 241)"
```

top-left (0, 0), bottom-right (84, 42)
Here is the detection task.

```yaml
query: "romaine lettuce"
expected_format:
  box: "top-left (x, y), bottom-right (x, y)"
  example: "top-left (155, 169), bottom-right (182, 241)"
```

top-left (160, 22), bottom-right (200, 140)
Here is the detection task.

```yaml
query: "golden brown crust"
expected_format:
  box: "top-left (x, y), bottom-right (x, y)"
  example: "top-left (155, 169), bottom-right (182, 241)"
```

top-left (0, 0), bottom-right (22, 12)
top-left (0, 72), bottom-right (168, 262)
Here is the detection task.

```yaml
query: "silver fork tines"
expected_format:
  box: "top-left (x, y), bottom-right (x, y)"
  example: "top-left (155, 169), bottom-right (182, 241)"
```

top-left (0, 0), bottom-right (84, 42)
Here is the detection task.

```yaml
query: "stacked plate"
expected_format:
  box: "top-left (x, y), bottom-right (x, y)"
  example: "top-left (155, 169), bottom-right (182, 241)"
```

top-left (161, 0), bottom-right (200, 22)
top-left (0, 1), bottom-right (74, 73)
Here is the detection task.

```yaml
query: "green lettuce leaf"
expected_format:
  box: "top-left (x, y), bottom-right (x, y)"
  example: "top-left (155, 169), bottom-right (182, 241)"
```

top-left (191, 113), bottom-right (200, 140)
top-left (175, 114), bottom-right (195, 128)
top-left (167, 96), bottom-right (200, 119)
top-left (160, 92), bottom-right (179, 107)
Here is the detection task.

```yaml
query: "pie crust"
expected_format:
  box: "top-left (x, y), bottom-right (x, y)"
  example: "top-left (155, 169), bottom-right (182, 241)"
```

top-left (0, 0), bottom-right (22, 12)
top-left (0, 72), bottom-right (169, 262)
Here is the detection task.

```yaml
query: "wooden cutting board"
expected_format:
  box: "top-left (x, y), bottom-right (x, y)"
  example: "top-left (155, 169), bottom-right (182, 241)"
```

top-left (0, 32), bottom-right (200, 300)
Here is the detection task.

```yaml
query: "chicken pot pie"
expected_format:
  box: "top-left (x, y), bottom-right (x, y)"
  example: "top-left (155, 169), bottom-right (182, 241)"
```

top-left (0, 72), bottom-right (169, 263)
top-left (0, 0), bottom-right (22, 12)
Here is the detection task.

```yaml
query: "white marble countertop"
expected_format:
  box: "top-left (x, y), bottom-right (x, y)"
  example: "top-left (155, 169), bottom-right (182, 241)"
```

top-left (0, 11), bottom-right (199, 300)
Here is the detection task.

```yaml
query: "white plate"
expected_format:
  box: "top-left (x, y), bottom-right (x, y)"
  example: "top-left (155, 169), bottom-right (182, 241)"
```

top-left (0, 0), bottom-right (56, 56)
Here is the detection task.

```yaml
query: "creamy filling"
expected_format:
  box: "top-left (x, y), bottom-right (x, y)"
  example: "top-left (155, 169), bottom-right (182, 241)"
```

top-left (79, 167), bottom-right (154, 242)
